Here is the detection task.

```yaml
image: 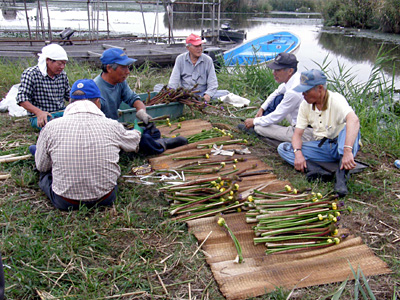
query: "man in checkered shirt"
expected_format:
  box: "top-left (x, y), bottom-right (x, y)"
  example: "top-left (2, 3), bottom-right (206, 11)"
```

top-left (35, 79), bottom-right (142, 210)
top-left (16, 44), bottom-right (70, 129)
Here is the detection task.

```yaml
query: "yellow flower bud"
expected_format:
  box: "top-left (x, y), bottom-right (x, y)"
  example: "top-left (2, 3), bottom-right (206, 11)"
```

top-left (333, 229), bottom-right (339, 236)
top-left (334, 238), bottom-right (340, 244)
top-left (237, 207), bottom-right (242, 213)
top-left (233, 164), bottom-right (237, 170)
top-left (312, 197), bottom-right (318, 202)
top-left (335, 211), bottom-right (341, 217)
top-left (332, 203), bottom-right (337, 210)
top-left (228, 196), bottom-right (233, 200)
top-left (229, 191), bottom-right (234, 196)
top-left (247, 195), bottom-right (254, 202)
top-left (234, 159), bottom-right (238, 163)
top-left (284, 185), bottom-right (292, 192)
top-left (205, 154), bottom-right (209, 159)
top-left (317, 192), bottom-right (323, 199)
top-left (221, 162), bottom-right (226, 167)
top-left (318, 214), bottom-right (323, 221)
top-left (217, 217), bottom-right (225, 227)
top-left (327, 239), bottom-right (333, 244)
top-left (220, 188), bottom-right (226, 192)
top-left (293, 188), bottom-right (298, 194)
top-left (234, 183), bottom-right (240, 190)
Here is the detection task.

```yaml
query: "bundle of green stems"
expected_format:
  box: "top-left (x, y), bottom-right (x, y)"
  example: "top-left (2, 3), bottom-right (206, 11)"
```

top-left (243, 186), bottom-right (352, 254)
top-left (187, 127), bottom-right (235, 143)
top-left (161, 176), bottom-right (244, 222)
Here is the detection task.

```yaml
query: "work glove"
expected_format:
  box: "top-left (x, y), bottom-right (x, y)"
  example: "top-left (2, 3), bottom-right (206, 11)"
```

top-left (136, 109), bottom-right (152, 125)
top-left (133, 119), bottom-right (143, 135)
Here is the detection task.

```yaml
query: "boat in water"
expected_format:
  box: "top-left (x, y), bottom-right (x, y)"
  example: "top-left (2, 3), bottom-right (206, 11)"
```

top-left (222, 31), bottom-right (300, 66)
top-left (202, 23), bottom-right (247, 44)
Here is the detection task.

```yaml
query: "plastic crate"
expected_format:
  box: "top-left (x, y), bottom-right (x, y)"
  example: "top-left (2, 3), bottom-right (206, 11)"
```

top-left (118, 92), bottom-right (184, 123)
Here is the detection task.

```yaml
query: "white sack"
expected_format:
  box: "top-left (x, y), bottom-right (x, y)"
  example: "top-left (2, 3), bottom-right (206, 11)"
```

top-left (0, 84), bottom-right (28, 117)
top-left (219, 93), bottom-right (250, 108)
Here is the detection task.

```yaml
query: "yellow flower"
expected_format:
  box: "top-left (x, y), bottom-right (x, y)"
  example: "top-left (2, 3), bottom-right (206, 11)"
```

top-left (334, 238), bottom-right (340, 244)
top-left (284, 185), bottom-right (292, 192)
top-left (234, 183), bottom-right (240, 190)
top-left (228, 196), bottom-right (233, 200)
top-left (335, 211), bottom-right (341, 217)
top-left (220, 188), bottom-right (226, 192)
top-left (234, 159), bottom-right (238, 163)
top-left (237, 207), bottom-right (242, 213)
top-left (205, 154), bottom-right (209, 159)
top-left (211, 181), bottom-right (217, 186)
top-left (172, 135), bottom-right (176, 138)
top-left (229, 191), bottom-right (234, 196)
top-left (333, 229), bottom-right (339, 236)
top-left (243, 139), bottom-right (248, 144)
top-left (233, 164), bottom-right (237, 170)
top-left (168, 122), bottom-right (172, 127)
top-left (220, 180), bottom-right (225, 186)
top-left (293, 188), bottom-right (298, 194)
top-left (247, 195), bottom-right (254, 202)
top-left (318, 214), bottom-right (324, 221)
top-left (177, 123), bottom-right (181, 129)
top-left (221, 162), bottom-right (226, 167)
top-left (316, 192), bottom-right (323, 199)
top-left (332, 202), bottom-right (337, 210)
top-left (328, 214), bottom-right (334, 221)
top-left (312, 197), bottom-right (318, 202)
top-left (327, 238), bottom-right (333, 244)
top-left (217, 217), bottom-right (226, 227)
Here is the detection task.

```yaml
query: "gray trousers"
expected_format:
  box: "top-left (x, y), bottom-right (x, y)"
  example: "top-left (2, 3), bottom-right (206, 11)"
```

top-left (254, 125), bottom-right (314, 142)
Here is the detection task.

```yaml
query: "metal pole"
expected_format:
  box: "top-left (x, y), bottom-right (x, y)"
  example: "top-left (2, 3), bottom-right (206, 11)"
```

top-left (106, 2), bottom-right (109, 38)
top-left (87, 1), bottom-right (92, 40)
top-left (96, 0), bottom-right (100, 41)
top-left (23, 0), bottom-right (32, 45)
top-left (200, 0), bottom-right (204, 36)
top-left (217, 0), bottom-right (220, 41)
top-left (211, 0), bottom-right (215, 45)
top-left (139, 0), bottom-right (149, 44)
top-left (44, 0), bottom-right (52, 40)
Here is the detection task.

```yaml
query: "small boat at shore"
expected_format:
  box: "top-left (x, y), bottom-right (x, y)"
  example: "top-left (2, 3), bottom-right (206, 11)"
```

top-left (202, 23), bottom-right (247, 44)
top-left (223, 31), bottom-right (300, 66)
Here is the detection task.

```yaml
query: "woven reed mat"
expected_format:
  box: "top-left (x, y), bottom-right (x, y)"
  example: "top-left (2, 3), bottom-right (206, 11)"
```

top-left (187, 213), bottom-right (392, 300)
top-left (151, 119), bottom-right (391, 299)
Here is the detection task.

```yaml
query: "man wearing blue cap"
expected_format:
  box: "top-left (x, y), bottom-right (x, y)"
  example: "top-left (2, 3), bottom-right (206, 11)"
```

top-left (277, 69), bottom-right (361, 197)
top-left (34, 79), bottom-right (142, 210)
top-left (95, 48), bottom-right (187, 153)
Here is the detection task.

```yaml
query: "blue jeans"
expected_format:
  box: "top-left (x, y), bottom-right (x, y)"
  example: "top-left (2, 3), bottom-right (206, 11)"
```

top-left (277, 126), bottom-right (361, 166)
top-left (263, 94), bottom-right (284, 116)
top-left (39, 171), bottom-right (116, 211)
top-left (30, 111), bottom-right (64, 130)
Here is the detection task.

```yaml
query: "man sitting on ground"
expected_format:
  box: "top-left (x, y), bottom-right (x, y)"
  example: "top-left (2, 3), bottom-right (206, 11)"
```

top-left (168, 33), bottom-right (228, 102)
top-left (239, 53), bottom-right (313, 142)
top-left (277, 69), bottom-right (361, 197)
top-left (34, 79), bottom-right (142, 211)
top-left (94, 48), bottom-right (187, 154)
top-left (16, 44), bottom-right (70, 129)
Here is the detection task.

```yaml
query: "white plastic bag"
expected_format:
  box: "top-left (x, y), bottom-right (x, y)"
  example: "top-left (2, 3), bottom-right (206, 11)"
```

top-left (0, 84), bottom-right (28, 117)
top-left (219, 93), bottom-right (250, 108)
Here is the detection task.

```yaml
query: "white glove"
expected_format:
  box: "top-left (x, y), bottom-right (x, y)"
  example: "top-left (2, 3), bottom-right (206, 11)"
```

top-left (136, 109), bottom-right (152, 124)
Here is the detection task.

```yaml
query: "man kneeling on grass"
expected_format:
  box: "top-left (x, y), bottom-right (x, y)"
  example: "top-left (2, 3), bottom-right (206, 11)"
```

top-left (34, 79), bottom-right (142, 210)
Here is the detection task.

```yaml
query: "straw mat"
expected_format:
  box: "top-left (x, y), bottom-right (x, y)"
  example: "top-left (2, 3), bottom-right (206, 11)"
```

top-left (150, 120), bottom-right (390, 299)
top-left (187, 213), bottom-right (392, 300)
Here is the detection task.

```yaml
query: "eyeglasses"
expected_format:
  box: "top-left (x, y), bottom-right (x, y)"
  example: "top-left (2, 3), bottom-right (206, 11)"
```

top-left (118, 64), bottom-right (134, 71)
top-left (50, 59), bottom-right (67, 67)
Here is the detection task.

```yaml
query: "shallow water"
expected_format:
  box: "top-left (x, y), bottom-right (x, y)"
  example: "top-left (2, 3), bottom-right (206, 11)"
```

top-left (1, 2), bottom-right (399, 88)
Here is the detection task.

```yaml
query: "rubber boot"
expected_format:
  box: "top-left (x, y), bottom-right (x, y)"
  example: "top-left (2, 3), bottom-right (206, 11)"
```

top-left (237, 124), bottom-right (257, 135)
top-left (334, 160), bottom-right (349, 197)
top-left (156, 136), bottom-right (188, 150)
top-left (305, 161), bottom-right (334, 182)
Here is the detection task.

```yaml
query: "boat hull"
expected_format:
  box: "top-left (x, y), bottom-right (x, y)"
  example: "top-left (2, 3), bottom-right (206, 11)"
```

top-left (223, 31), bottom-right (300, 67)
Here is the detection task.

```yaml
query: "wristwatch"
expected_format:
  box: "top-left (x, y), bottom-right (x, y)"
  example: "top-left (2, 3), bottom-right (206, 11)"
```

top-left (293, 148), bottom-right (302, 153)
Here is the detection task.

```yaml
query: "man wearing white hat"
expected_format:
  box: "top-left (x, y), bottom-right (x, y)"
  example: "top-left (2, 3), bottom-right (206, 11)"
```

top-left (16, 44), bottom-right (70, 129)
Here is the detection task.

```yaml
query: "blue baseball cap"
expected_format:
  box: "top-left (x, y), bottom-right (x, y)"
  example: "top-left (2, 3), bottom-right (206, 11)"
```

top-left (294, 69), bottom-right (327, 92)
top-left (70, 79), bottom-right (101, 100)
top-left (100, 48), bottom-right (136, 65)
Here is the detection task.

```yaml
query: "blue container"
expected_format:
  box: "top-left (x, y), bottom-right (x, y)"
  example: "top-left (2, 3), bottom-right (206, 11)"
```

top-left (395, 160), bottom-right (400, 169)
top-left (118, 92), bottom-right (184, 123)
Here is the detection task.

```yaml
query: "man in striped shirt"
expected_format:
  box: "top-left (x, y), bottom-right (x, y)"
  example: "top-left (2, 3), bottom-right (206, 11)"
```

top-left (35, 79), bottom-right (142, 210)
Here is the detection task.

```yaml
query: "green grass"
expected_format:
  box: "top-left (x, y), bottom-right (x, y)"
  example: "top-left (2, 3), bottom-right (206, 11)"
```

top-left (0, 52), bottom-right (399, 299)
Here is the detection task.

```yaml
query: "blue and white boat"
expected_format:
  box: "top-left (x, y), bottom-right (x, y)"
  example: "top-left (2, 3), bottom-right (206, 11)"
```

top-left (223, 31), bottom-right (300, 66)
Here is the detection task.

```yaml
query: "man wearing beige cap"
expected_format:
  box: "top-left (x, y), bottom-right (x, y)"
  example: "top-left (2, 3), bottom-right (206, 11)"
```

top-left (17, 44), bottom-right (70, 129)
top-left (168, 33), bottom-right (228, 102)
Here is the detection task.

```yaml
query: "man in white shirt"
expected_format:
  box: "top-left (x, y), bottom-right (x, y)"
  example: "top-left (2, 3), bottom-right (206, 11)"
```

top-left (277, 69), bottom-right (361, 197)
top-left (239, 53), bottom-right (313, 142)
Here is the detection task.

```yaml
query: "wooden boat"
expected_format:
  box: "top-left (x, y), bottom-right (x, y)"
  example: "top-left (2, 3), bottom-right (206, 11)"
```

top-left (223, 31), bottom-right (300, 66)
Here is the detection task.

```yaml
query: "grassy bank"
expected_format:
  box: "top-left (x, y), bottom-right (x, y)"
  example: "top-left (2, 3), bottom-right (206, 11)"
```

top-left (0, 55), bottom-right (399, 299)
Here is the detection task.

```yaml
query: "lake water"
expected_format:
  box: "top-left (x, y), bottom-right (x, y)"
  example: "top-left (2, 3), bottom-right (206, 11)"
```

top-left (1, 2), bottom-right (400, 88)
